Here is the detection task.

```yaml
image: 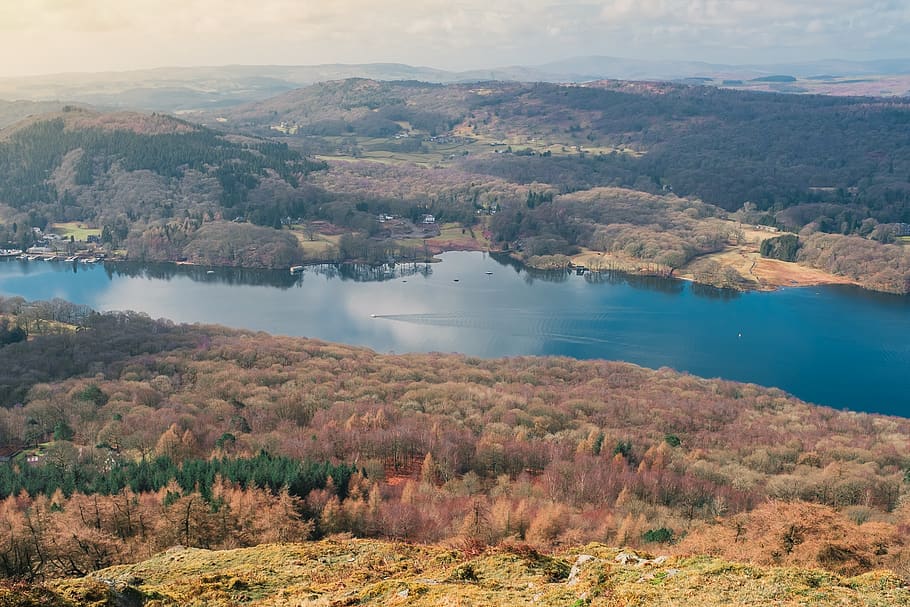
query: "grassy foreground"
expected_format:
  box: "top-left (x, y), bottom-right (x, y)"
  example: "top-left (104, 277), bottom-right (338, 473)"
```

top-left (7, 539), bottom-right (905, 607)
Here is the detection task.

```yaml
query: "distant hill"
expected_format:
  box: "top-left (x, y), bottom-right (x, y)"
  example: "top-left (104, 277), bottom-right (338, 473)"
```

top-left (2, 79), bottom-right (908, 288)
top-left (219, 78), bottom-right (910, 222)
top-left (0, 106), bottom-right (329, 265)
top-left (0, 64), bottom-right (459, 112)
top-left (0, 100), bottom-right (78, 129)
top-left (2, 57), bottom-right (909, 113)
top-left (750, 75), bottom-right (797, 83)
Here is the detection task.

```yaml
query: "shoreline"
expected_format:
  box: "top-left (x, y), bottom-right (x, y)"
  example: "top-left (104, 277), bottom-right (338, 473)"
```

top-left (523, 248), bottom-right (868, 294)
top-left (1, 245), bottom-right (894, 296)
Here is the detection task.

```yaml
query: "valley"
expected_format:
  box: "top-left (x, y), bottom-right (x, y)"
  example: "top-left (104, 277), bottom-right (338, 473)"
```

top-left (1, 53), bottom-right (910, 606)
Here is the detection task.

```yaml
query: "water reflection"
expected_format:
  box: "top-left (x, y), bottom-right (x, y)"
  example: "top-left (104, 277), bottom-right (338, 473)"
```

top-left (821, 283), bottom-right (910, 310)
top-left (105, 263), bottom-right (302, 289)
top-left (690, 282), bottom-right (742, 300)
top-left (1, 252), bottom-right (908, 416)
top-left (316, 262), bottom-right (434, 282)
top-left (52, 256), bottom-right (724, 300)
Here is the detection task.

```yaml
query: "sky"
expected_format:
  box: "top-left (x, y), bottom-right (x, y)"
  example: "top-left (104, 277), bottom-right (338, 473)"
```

top-left (1, 0), bottom-right (908, 77)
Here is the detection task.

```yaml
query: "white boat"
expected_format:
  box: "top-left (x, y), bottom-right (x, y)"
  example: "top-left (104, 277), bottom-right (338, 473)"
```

top-left (206, 270), bottom-right (215, 275)
top-left (290, 265), bottom-right (304, 274)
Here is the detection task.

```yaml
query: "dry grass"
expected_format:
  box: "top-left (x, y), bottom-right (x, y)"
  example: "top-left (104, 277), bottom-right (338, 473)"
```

top-left (0, 312), bottom-right (78, 336)
top-left (423, 222), bottom-right (491, 252)
top-left (675, 223), bottom-right (857, 291)
top-left (43, 540), bottom-right (910, 607)
top-left (290, 228), bottom-right (342, 259)
top-left (568, 249), bottom-right (652, 273)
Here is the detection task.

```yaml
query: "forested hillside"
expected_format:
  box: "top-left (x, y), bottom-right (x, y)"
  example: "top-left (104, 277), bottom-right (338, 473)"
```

top-left (1, 296), bottom-right (909, 583)
top-left (223, 79), bottom-right (910, 225)
top-left (2, 82), bottom-right (909, 288)
top-left (0, 107), bottom-right (326, 227)
top-left (0, 107), bottom-right (331, 267)
top-left (202, 78), bottom-right (910, 292)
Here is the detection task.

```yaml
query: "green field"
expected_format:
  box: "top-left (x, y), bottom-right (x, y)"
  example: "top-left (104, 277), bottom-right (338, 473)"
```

top-left (312, 134), bottom-right (634, 167)
top-left (50, 221), bottom-right (101, 241)
top-left (290, 227), bottom-right (341, 260)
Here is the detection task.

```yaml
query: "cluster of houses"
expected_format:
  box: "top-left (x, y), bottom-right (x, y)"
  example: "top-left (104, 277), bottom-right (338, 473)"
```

top-left (376, 214), bottom-right (436, 225)
top-left (0, 445), bottom-right (43, 466)
top-left (2, 227), bottom-right (106, 262)
top-left (751, 224), bottom-right (781, 233)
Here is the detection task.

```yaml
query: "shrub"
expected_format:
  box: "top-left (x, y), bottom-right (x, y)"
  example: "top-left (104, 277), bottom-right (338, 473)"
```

top-left (642, 527), bottom-right (674, 544)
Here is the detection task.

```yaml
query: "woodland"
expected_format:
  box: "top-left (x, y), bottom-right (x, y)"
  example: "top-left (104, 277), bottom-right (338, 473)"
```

top-left (1, 80), bottom-right (909, 290)
top-left (1, 297), bottom-right (909, 584)
top-left (3, 54), bottom-right (910, 607)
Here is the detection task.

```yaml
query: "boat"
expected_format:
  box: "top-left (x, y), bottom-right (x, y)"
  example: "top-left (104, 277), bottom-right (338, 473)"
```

top-left (65, 256), bottom-right (77, 262)
top-left (453, 278), bottom-right (459, 282)
top-left (206, 270), bottom-right (215, 275)
top-left (290, 265), bottom-right (304, 274)
top-left (485, 271), bottom-right (493, 275)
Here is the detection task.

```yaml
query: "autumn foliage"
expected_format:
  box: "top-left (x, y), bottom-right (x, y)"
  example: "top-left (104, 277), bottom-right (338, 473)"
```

top-left (1, 303), bottom-right (909, 581)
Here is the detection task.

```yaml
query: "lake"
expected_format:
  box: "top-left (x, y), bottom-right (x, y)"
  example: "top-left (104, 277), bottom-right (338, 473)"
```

top-left (1, 252), bottom-right (909, 416)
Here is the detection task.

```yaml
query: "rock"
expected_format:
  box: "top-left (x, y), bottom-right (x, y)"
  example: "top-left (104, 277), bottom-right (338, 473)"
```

top-left (616, 552), bottom-right (670, 567)
top-left (567, 554), bottom-right (595, 586)
top-left (93, 579), bottom-right (146, 607)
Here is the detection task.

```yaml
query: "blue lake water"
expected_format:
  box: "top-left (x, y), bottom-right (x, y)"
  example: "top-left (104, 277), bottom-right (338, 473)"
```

top-left (1, 252), bottom-right (908, 416)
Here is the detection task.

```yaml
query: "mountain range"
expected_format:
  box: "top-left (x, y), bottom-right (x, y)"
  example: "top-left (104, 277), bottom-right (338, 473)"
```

top-left (2, 56), bottom-right (909, 112)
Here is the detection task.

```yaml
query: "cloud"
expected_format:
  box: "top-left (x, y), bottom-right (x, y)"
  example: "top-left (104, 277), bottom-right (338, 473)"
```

top-left (0, 0), bottom-right (907, 77)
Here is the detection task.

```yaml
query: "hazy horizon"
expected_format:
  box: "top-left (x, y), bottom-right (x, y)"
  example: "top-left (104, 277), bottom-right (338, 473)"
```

top-left (2, 1), bottom-right (909, 79)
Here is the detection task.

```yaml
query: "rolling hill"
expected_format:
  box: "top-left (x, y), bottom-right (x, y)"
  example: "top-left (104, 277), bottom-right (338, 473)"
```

top-left (220, 78), bottom-right (910, 222)
top-left (2, 57), bottom-right (909, 113)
